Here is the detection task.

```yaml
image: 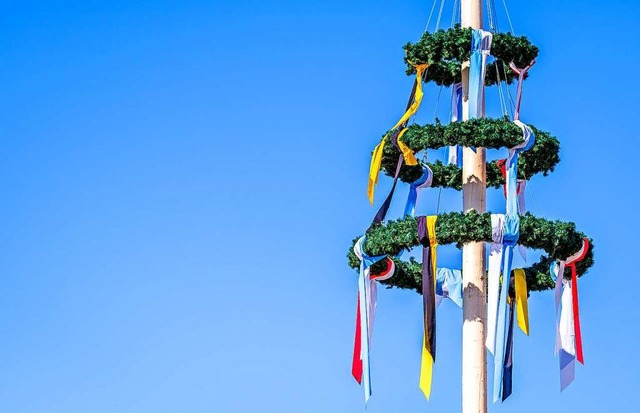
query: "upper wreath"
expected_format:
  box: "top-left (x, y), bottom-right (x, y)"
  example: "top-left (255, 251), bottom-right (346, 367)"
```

top-left (404, 25), bottom-right (539, 86)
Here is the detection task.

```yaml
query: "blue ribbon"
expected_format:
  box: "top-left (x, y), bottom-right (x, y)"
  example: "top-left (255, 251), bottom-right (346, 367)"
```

top-left (404, 165), bottom-right (433, 217)
top-left (493, 215), bottom-right (519, 403)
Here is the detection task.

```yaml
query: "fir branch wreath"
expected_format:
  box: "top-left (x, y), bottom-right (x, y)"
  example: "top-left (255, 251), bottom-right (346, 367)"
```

top-left (380, 118), bottom-right (560, 187)
top-left (404, 26), bottom-right (539, 86)
top-left (346, 212), bottom-right (594, 293)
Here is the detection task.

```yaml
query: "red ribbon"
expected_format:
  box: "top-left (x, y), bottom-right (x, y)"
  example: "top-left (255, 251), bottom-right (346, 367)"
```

top-left (566, 238), bottom-right (590, 365)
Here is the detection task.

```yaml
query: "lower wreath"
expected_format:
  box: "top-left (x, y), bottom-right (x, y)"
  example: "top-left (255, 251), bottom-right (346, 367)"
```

top-left (347, 211), bottom-right (594, 292)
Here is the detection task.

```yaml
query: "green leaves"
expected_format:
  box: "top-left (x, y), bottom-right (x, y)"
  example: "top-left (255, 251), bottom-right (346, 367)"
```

top-left (379, 118), bottom-right (561, 187)
top-left (403, 26), bottom-right (539, 86)
top-left (346, 212), bottom-right (594, 293)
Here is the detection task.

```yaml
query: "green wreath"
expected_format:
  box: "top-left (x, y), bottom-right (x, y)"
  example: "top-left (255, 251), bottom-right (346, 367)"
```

top-left (404, 26), bottom-right (539, 86)
top-left (380, 118), bottom-right (560, 188)
top-left (347, 211), bottom-right (594, 293)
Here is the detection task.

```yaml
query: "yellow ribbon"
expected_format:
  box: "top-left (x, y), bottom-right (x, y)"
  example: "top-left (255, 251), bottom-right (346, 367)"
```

top-left (367, 137), bottom-right (387, 204)
top-left (397, 128), bottom-right (419, 166)
top-left (367, 63), bottom-right (428, 204)
top-left (420, 215), bottom-right (438, 400)
top-left (514, 268), bottom-right (530, 335)
top-left (420, 337), bottom-right (434, 400)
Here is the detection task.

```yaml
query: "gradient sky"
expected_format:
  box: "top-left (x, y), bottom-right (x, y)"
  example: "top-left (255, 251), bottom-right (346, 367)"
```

top-left (1, 1), bottom-right (637, 412)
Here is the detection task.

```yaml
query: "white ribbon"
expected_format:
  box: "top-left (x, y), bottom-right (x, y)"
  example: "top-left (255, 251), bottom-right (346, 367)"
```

top-left (486, 214), bottom-right (505, 355)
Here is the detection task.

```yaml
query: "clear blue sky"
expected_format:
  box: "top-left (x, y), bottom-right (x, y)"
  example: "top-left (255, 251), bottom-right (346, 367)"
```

top-left (0, 1), bottom-right (636, 412)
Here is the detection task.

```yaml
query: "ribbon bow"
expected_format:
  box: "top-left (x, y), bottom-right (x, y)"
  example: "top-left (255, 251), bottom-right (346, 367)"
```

top-left (551, 238), bottom-right (590, 390)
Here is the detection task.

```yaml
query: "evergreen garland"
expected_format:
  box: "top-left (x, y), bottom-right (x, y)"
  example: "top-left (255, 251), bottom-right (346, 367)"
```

top-left (404, 26), bottom-right (539, 86)
top-left (380, 118), bottom-right (560, 187)
top-left (346, 212), bottom-right (594, 293)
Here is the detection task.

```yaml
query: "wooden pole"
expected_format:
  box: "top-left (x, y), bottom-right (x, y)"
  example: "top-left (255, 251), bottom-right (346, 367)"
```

top-left (460, 1), bottom-right (487, 413)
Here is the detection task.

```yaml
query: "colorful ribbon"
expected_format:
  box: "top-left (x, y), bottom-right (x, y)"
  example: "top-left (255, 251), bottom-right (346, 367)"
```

top-left (368, 64), bottom-right (428, 204)
top-left (417, 215), bottom-right (438, 400)
top-left (352, 237), bottom-right (395, 403)
top-left (551, 238), bottom-right (589, 390)
top-left (404, 164), bottom-right (433, 217)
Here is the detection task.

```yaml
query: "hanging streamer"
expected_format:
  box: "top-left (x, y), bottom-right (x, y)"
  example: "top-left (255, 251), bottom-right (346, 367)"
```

top-left (492, 215), bottom-right (520, 403)
top-left (368, 64), bottom-right (429, 204)
top-left (417, 215), bottom-right (438, 400)
top-left (468, 30), bottom-right (493, 119)
top-left (404, 164), bottom-right (433, 217)
top-left (486, 214), bottom-right (505, 355)
top-left (351, 237), bottom-right (394, 403)
top-left (551, 238), bottom-right (589, 390)
top-left (447, 82), bottom-right (463, 166)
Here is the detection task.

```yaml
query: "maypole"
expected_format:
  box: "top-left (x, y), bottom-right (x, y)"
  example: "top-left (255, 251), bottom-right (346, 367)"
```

top-left (347, 0), bottom-right (595, 410)
top-left (460, 1), bottom-right (487, 412)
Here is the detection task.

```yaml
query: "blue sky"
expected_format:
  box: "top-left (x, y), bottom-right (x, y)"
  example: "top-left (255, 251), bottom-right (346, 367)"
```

top-left (0, 1), bottom-right (637, 412)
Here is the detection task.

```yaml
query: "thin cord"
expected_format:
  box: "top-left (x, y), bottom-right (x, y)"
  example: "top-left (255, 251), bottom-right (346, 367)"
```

top-left (424, 0), bottom-right (439, 33)
top-left (451, 0), bottom-right (459, 26)
top-left (434, 0), bottom-right (446, 31)
top-left (502, 0), bottom-right (516, 34)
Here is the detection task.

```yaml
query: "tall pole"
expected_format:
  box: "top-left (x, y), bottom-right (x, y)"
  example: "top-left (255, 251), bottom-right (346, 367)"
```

top-left (460, 1), bottom-right (487, 413)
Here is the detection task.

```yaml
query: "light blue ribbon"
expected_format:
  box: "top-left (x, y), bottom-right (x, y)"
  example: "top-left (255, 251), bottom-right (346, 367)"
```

top-left (354, 236), bottom-right (387, 403)
top-left (435, 268), bottom-right (463, 308)
top-left (468, 29), bottom-right (492, 121)
top-left (506, 121), bottom-right (535, 215)
top-left (492, 215), bottom-right (519, 403)
top-left (404, 165), bottom-right (433, 217)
